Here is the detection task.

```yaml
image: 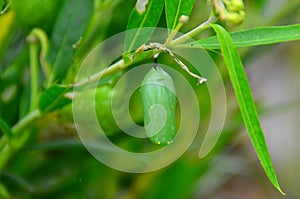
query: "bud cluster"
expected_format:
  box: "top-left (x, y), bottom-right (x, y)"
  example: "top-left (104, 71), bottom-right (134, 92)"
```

top-left (214, 0), bottom-right (245, 25)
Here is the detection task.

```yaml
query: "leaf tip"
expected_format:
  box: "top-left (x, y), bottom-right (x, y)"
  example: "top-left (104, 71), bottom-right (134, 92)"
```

top-left (276, 186), bottom-right (286, 196)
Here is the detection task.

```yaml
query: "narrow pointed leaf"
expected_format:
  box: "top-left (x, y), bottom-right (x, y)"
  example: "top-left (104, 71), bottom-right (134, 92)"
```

top-left (48, 0), bottom-right (93, 82)
top-left (125, 0), bottom-right (164, 52)
top-left (165, 0), bottom-right (195, 30)
top-left (180, 24), bottom-right (300, 49)
top-left (211, 24), bottom-right (285, 195)
top-left (39, 85), bottom-right (72, 113)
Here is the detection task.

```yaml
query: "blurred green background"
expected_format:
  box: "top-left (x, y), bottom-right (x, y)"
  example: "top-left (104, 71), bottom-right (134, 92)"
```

top-left (0, 0), bottom-right (300, 198)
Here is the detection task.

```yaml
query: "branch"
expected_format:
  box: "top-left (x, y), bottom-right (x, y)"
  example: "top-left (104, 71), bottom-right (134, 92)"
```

top-left (170, 16), bottom-right (217, 46)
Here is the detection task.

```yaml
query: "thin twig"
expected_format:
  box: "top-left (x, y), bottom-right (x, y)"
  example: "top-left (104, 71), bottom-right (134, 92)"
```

top-left (171, 16), bottom-right (217, 46)
top-left (147, 43), bottom-right (207, 84)
top-left (164, 47), bottom-right (207, 84)
top-left (165, 15), bottom-right (189, 46)
top-left (72, 48), bottom-right (162, 88)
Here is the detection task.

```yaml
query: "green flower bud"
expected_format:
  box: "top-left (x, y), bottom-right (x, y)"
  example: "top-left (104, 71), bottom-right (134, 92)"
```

top-left (224, 10), bottom-right (245, 25)
top-left (224, 0), bottom-right (245, 12)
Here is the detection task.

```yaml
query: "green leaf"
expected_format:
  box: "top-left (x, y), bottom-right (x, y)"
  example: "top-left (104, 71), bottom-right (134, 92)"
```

top-left (211, 24), bottom-right (285, 195)
top-left (38, 85), bottom-right (72, 113)
top-left (48, 0), bottom-right (93, 83)
top-left (0, 118), bottom-right (13, 138)
top-left (125, 0), bottom-right (164, 52)
top-left (165, 0), bottom-right (195, 30)
top-left (0, 0), bottom-right (4, 11)
top-left (182, 24), bottom-right (300, 49)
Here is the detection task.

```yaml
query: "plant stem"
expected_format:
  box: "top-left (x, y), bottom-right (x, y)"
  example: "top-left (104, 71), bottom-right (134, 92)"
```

top-left (165, 16), bottom-right (188, 46)
top-left (73, 59), bottom-right (124, 87)
top-left (73, 48), bottom-right (162, 88)
top-left (73, 16), bottom-right (216, 88)
top-left (12, 109), bottom-right (41, 133)
top-left (0, 109), bottom-right (41, 150)
top-left (0, 130), bottom-right (32, 172)
top-left (0, 29), bottom-right (48, 169)
top-left (27, 28), bottom-right (51, 86)
top-left (0, 110), bottom-right (40, 172)
top-left (170, 16), bottom-right (216, 46)
top-left (0, 110), bottom-right (40, 151)
top-left (165, 23), bottom-right (184, 46)
top-left (28, 42), bottom-right (39, 110)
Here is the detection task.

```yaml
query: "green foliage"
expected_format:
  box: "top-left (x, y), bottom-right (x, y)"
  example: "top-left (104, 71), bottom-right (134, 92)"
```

top-left (1, 0), bottom-right (300, 197)
top-left (211, 23), bottom-right (285, 195)
top-left (47, 0), bottom-right (93, 83)
top-left (165, 0), bottom-right (195, 30)
top-left (183, 24), bottom-right (300, 49)
top-left (38, 85), bottom-right (72, 113)
top-left (125, 0), bottom-right (164, 52)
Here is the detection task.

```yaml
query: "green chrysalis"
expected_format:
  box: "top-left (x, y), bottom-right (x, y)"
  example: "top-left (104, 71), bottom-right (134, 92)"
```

top-left (140, 66), bottom-right (177, 145)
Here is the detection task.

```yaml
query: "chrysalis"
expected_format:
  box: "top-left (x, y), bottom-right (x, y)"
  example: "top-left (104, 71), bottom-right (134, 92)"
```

top-left (140, 65), bottom-right (177, 145)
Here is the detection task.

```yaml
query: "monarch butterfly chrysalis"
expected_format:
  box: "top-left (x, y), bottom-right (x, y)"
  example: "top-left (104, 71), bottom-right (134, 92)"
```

top-left (140, 64), bottom-right (177, 145)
